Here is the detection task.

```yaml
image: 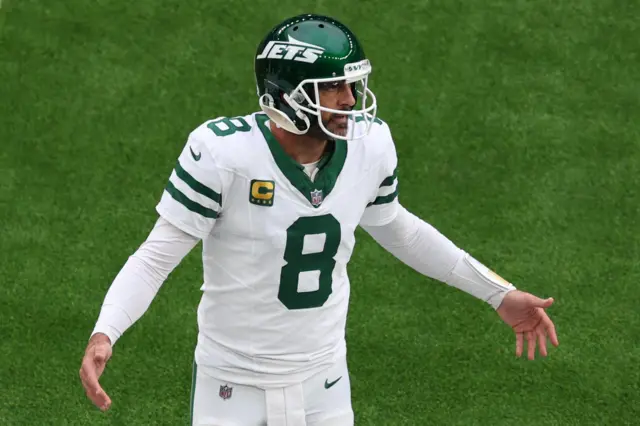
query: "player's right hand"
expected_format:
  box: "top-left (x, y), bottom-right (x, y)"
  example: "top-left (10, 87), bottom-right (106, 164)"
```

top-left (79, 333), bottom-right (113, 411)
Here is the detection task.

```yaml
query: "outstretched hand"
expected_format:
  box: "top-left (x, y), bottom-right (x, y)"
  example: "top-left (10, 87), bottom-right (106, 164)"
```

top-left (496, 290), bottom-right (559, 360)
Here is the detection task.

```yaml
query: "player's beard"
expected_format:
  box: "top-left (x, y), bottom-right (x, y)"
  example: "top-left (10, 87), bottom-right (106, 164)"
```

top-left (307, 111), bottom-right (351, 140)
top-left (326, 113), bottom-right (349, 138)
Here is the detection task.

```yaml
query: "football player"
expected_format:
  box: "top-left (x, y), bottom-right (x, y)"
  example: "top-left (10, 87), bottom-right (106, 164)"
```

top-left (79, 13), bottom-right (559, 426)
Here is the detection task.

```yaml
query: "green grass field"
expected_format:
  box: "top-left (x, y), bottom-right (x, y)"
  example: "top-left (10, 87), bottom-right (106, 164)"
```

top-left (2, 0), bottom-right (639, 424)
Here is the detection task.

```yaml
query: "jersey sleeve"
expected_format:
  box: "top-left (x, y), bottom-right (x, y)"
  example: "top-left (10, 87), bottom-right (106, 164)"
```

top-left (359, 122), bottom-right (400, 227)
top-left (155, 127), bottom-right (227, 239)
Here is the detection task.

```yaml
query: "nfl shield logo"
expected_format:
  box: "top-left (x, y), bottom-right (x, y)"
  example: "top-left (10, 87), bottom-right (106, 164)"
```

top-left (219, 384), bottom-right (233, 400)
top-left (310, 189), bottom-right (324, 207)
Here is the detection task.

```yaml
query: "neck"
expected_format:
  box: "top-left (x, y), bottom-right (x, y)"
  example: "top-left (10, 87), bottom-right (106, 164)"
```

top-left (270, 122), bottom-right (328, 164)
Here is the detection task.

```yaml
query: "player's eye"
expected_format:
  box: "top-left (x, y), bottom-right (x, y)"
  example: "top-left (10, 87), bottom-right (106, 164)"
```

top-left (318, 81), bottom-right (341, 91)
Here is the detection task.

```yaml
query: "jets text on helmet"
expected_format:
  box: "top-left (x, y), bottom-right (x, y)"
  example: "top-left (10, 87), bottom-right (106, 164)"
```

top-left (256, 36), bottom-right (325, 64)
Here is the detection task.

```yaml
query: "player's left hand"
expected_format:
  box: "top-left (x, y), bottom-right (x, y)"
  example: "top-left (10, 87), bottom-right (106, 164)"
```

top-left (496, 290), bottom-right (559, 360)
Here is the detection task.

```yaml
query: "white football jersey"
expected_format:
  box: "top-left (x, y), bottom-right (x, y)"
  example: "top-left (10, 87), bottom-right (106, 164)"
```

top-left (156, 112), bottom-right (399, 388)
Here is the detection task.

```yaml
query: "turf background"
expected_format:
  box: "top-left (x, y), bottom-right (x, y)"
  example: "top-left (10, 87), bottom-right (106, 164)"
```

top-left (1, 0), bottom-right (639, 424)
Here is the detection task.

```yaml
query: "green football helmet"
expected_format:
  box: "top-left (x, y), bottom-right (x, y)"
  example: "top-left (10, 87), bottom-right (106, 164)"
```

top-left (254, 14), bottom-right (377, 141)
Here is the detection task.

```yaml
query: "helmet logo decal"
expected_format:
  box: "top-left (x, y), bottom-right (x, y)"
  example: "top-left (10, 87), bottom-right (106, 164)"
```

top-left (256, 35), bottom-right (325, 64)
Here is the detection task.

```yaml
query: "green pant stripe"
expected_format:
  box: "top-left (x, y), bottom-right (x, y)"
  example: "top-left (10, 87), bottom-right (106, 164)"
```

top-left (166, 181), bottom-right (219, 218)
top-left (175, 161), bottom-right (222, 204)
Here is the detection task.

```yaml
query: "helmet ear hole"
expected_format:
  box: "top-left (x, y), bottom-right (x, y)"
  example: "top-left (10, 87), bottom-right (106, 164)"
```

top-left (262, 78), bottom-right (316, 133)
top-left (259, 94), bottom-right (310, 135)
top-left (290, 90), bottom-right (306, 105)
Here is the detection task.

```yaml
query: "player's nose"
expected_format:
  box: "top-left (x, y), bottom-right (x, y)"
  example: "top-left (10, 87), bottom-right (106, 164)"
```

top-left (338, 83), bottom-right (356, 108)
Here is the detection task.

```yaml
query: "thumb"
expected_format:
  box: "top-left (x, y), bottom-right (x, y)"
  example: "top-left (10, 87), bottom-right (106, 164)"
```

top-left (93, 342), bottom-right (112, 361)
top-left (94, 347), bottom-right (107, 364)
top-left (528, 294), bottom-right (554, 308)
top-left (93, 345), bottom-right (112, 376)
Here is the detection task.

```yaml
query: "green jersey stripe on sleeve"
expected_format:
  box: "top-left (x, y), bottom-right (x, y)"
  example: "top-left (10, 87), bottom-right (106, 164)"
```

top-left (379, 167), bottom-right (397, 187)
top-left (165, 181), bottom-right (219, 218)
top-left (367, 187), bottom-right (399, 207)
top-left (175, 161), bottom-right (222, 204)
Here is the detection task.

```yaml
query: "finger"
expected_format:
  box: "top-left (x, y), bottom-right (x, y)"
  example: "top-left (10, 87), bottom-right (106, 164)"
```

top-left (80, 358), bottom-right (111, 410)
top-left (515, 332), bottom-right (524, 357)
top-left (526, 331), bottom-right (536, 360)
top-left (537, 311), bottom-right (559, 347)
top-left (536, 327), bottom-right (548, 357)
top-left (84, 387), bottom-right (112, 411)
top-left (546, 320), bottom-right (559, 347)
top-left (80, 373), bottom-right (110, 410)
top-left (81, 356), bottom-right (100, 392)
top-left (80, 366), bottom-right (109, 409)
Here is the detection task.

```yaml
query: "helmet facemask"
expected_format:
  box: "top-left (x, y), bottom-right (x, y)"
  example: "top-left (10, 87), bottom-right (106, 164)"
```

top-left (259, 59), bottom-right (378, 141)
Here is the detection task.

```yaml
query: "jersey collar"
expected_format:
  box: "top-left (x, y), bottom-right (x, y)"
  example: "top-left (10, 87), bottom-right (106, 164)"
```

top-left (256, 113), bottom-right (347, 208)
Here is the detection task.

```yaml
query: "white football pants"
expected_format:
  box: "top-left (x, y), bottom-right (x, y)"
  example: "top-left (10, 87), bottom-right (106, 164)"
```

top-left (190, 357), bottom-right (353, 426)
